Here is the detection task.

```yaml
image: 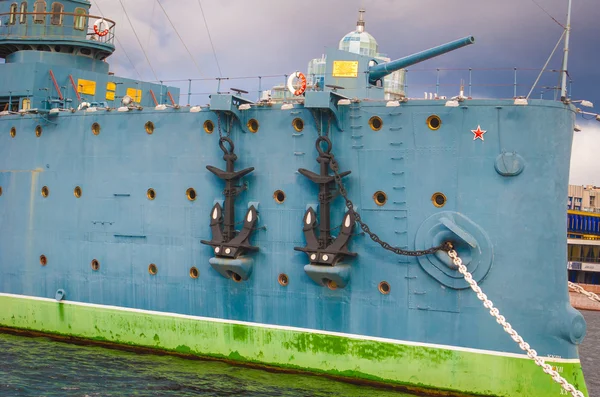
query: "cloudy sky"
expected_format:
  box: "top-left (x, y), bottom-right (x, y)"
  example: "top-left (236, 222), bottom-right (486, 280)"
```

top-left (23, 0), bottom-right (600, 184)
top-left (89, 0), bottom-right (600, 185)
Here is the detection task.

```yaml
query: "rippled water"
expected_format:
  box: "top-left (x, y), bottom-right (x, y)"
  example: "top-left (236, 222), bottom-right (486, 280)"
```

top-left (0, 311), bottom-right (598, 397)
top-left (0, 332), bottom-right (414, 397)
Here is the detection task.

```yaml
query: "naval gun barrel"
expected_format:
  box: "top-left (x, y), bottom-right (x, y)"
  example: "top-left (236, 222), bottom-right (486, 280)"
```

top-left (368, 36), bottom-right (475, 84)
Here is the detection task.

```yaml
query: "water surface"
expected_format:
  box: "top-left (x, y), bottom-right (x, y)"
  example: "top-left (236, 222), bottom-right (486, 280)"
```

top-left (0, 310), bottom-right (598, 397)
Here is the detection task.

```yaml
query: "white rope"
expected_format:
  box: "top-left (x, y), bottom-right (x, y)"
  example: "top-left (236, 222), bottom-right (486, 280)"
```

top-left (569, 281), bottom-right (600, 303)
top-left (447, 250), bottom-right (585, 397)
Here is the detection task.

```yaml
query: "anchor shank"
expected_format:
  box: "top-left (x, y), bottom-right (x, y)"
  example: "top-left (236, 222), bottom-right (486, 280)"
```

top-left (223, 179), bottom-right (236, 242)
top-left (319, 159), bottom-right (332, 248)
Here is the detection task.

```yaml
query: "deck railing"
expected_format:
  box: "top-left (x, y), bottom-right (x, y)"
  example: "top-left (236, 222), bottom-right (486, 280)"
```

top-left (138, 67), bottom-right (567, 107)
top-left (0, 67), bottom-right (571, 111)
top-left (0, 12), bottom-right (115, 45)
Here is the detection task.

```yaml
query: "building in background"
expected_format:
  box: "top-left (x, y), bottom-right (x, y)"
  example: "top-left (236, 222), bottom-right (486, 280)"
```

top-left (567, 184), bottom-right (600, 212)
top-left (568, 185), bottom-right (600, 285)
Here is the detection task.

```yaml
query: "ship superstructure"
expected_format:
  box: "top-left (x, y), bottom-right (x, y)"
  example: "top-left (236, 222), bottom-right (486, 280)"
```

top-left (0, 2), bottom-right (591, 396)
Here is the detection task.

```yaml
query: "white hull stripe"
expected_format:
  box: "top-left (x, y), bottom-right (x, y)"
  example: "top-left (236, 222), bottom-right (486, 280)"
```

top-left (0, 292), bottom-right (581, 364)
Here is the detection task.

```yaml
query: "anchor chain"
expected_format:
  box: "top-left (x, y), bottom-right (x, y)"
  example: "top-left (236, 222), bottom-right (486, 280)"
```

top-left (568, 281), bottom-right (600, 303)
top-left (448, 249), bottom-right (585, 397)
top-left (324, 142), bottom-right (449, 257)
top-left (216, 112), bottom-right (232, 139)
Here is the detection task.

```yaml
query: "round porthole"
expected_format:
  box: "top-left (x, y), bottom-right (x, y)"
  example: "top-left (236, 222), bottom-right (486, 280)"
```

top-left (189, 267), bottom-right (199, 279)
top-left (231, 272), bottom-right (242, 282)
top-left (369, 116), bottom-right (383, 131)
top-left (427, 115), bottom-right (442, 131)
top-left (247, 119), bottom-right (259, 133)
top-left (10, 127), bottom-right (16, 138)
top-left (186, 188), bottom-right (197, 201)
top-left (278, 273), bottom-right (289, 287)
top-left (292, 118), bottom-right (304, 132)
top-left (373, 191), bottom-right (387, 206)
top-left (148, 263), bottom-right (158, 275)
top-left (203, 120), bottom-right (214, 134)
top-left (432, 192), bottom-right (447, 208)
top-left (147, 188), bottom-right (156, 200)
top-left (91, 122), bottom-right (100, 135)
top-left (35, 125), bottom-right (42, 137)
top-left (273, 190), bottom-right (285, 204)
top-left (379, 281), bottom-right (391, 295)
top-left (145, 121), bottom-right (155, 134)
top-left (74, 186), bottom-right (82, 198)
top-left (91, 259), bottom-right (100, 271)
top-left (40, 255), bottom-right (47, 266)
top-left (41, 186), bottom-right (49, 198)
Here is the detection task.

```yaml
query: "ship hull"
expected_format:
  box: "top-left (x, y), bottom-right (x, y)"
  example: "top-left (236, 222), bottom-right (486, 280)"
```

top-left (0, 293), bottom-right (588, 396)
top-left (0, 99), bottom-right (589, 396)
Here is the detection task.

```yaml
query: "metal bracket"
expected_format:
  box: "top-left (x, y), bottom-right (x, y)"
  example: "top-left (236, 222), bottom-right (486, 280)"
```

top-left (304, 91), bottom-right (349, 131)
top-left (209, 93), bottom-right (255, 133)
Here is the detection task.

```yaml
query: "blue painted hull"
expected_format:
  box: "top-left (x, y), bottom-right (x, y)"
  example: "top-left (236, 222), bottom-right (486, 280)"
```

top-left (0, 99), bottom-right (583, 359)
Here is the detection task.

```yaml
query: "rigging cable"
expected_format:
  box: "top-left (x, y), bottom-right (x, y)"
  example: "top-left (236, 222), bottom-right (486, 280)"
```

top-left (93, 0), bottom-right (142, 80)
top-left (146, 0), bottom-right (157, 49)
top-left (116, 0), bottom-right (159, 81)
top-left (529, 0), bottom-right (565, 28)
top-left (525, 29), bottom-right (566, 100)
top-left (196, 0), bottom-right (222, 77)
top-left (155, 0), bottom-right (203, 75)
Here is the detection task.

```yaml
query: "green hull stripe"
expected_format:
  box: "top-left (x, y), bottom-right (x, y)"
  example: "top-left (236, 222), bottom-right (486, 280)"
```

top-left (0, 295), bottom-right (588, 397)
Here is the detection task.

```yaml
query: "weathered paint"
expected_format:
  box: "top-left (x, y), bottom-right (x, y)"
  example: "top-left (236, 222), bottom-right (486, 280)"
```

top-left (0, 294), bottom-right (588, 397)
top-left (0, 3), bottom-right (589, 396)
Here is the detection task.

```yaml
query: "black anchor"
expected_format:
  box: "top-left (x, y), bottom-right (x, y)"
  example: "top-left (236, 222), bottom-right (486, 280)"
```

top-left (201, 137), bottom-right (258, 259)
top-left (294, 136), bottom-right (356, 266)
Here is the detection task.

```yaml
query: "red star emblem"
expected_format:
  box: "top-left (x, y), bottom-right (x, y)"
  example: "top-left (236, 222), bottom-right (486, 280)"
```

top-left (471, 125), bottom-right (486, 141)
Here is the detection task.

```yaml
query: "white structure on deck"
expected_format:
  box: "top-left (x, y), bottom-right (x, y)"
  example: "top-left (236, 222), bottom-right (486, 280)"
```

top-left (270, 9), bottom-right (405, 102)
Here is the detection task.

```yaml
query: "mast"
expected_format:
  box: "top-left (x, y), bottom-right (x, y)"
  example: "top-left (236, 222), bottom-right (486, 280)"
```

top-left (560, 0), bottom-right (572, 101)
top-left (356, 8), bottom-right (366, 33)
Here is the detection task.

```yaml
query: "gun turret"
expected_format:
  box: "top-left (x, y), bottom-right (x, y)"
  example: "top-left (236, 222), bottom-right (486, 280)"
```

top-left (368, 36), bottom-right (475, 85)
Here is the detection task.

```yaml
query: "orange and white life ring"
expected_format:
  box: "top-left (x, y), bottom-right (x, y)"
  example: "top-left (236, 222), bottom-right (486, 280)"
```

top-left (93, 19), bottom-right (109, 37)
top-left (287, 71), bottom-right (307, 96)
